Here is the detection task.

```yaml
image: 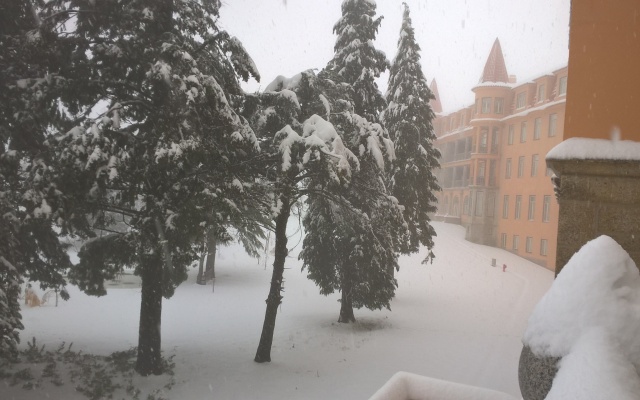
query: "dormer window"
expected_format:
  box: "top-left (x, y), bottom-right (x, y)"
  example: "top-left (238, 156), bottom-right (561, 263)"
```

top-left (516, 92), bottom-right (526, 109)
top-left (558, 76), bottom-right (567, 96)
top-left (537, 84), bottom-right (546, 103)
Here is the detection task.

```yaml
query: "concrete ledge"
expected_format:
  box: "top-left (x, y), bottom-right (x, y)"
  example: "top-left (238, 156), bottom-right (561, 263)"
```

top-left (369, 372), bottom-right (518, 400)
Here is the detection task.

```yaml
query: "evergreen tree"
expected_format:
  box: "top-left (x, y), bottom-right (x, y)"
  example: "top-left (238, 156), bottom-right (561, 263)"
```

top-left (247, 71), bottom-right (359, 362)
top-left (301, 0), bottom-right (408, 323)
top-left (325, 0), bottom-right (389, 123)
top-left (0, 0), bottom-right (74, 360)
top-left (37, 0), bottom-right (263, 375)
top-left (382, 4), bottom-right (441, 262)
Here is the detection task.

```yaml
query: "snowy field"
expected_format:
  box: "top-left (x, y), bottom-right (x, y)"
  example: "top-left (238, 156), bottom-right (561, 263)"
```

top-left (3, 222), bottom-right (553, 399)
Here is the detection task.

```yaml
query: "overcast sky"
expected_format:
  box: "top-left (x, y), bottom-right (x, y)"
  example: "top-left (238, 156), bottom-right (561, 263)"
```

top-left (219, 0), bottom-right (570, 113)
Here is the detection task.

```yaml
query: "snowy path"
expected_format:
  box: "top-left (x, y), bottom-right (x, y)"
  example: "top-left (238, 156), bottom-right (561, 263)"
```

top-left (7, 222), bottom-right (553, 399)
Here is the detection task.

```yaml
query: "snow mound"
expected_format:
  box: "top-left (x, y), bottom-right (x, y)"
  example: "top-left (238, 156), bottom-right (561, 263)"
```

top-left (523, 235), bottom-right (640, 366)
top-left (545, 328), bottom-right (640, 400)
top-left (369, 372), bottom-right (518, 400)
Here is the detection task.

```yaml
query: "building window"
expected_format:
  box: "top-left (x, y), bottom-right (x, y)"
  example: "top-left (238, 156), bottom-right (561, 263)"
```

top-left (526, 237), bottom-right (533, 253)
top-left (475, 99), bottom-right (479, 115)
top-left (460, 114), bottom-right (465, 128)
top-left (537, 84), bottom-right (545, 103)
top-left (479, 129), bottom-right (488, 153)
top-left (487, 195), bottom-right (495, 217)
top-left (502, 195), bottom-right (509, 218)
top-left (501, 233), bottom-right (507, 249)
top-left (520, 121), bottom-right (527, 143)
top-left (515, 195), bottom-right (522, 219)
top-left (516, 92), bottom-right (526, 109)
top-left (528, 195), bottom-right (536, 220)
top-left (477, 161), bottom-right (486, 185)
top-left (543, 195), bottom-right (551, 222)
top-left (558, 76), bottom-right (567, 96)
top-left (531, 154), bottom-right (539, 177)
top-left (505, 158), bottom-right (512, 179)
top-left (549, 113), bottom-right (558, 137)
top-left (534, 117), bottom-right (542, 140)
top-left (475, 191), bottom-right (484, 216)
top-left (513, 235), bottom-right (520, 250)
top-left (463, 196), bottom-right (470, 215)
top-left (482, 97), bottom-right (492, 114)
top-left (518, 156), bottom-right (525, 178)
top-left (540, 239), bottom-right (548, 256)
top-left (508, 125), bottom-right (514, 145)
top-left (495, 98), bottom-right (504, 114)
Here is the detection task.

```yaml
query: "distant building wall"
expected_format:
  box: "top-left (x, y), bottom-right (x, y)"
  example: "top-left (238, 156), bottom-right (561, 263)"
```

top-left (433, 40), bottom-right (567, 271)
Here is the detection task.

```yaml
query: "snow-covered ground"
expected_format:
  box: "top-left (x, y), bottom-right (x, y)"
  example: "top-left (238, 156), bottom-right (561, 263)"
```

top-left (3, 222), bottom-right (553, 399)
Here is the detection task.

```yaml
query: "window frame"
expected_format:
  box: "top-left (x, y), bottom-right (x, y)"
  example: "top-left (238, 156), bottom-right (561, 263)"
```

top-left (518, 156), bottom-right (525, 178)
top-left (549, 113), bottom-right (558, 137)
top-left (528, 195), bottom-right (536, 221)
top-left (502, 195), bottom-right (509, 218)
top-left (516, 92), bottom-right (526, 109)
top-left (534, 117), bottom-right (542, 140)
top-left (531, 154), bottom-right (539, 177)
top-left (494, 98), bottom-right (504, 114)
top-left (481, 97), bottom-right (492, 114)
top-left (542, 195), bottom-right (551, 222)
top-left (540, 239), bottom-right (548, 256)
top-left (558, 76), bottom-right (567, 96)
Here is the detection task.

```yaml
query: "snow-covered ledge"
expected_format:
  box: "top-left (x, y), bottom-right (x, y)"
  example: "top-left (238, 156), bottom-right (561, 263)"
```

top-left (368, 372), bottom-right (518, 400)
top-left (546, 136), bottom-right (640, 275)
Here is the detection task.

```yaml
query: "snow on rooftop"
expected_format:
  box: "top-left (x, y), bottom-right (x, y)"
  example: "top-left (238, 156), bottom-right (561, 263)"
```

top-left (546, 136), bottom-right (640, 161)
top-left (472, 81), bottom-right (514, 90)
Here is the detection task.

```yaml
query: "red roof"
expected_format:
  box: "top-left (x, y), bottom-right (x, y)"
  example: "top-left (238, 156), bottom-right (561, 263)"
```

top-left (479, 38), bottom-right (509, 83)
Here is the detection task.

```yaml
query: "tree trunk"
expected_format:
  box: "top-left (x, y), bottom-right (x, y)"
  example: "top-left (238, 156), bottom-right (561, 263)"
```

top-left (135, 257), bottom-right (164, 376)
top-left (254, 199), bottom-right (291, 363)
top-left (338, 271), bottom-right (356, 323)
top-left (196, 240), bottom-right (206, 285)
top-left (204, 233), bottom-right (216, 280)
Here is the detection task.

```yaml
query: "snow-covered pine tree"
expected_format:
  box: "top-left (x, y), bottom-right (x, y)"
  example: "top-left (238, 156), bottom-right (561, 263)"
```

top-left (38, 0), bottom-right (264, 375)
top-left (325, 0), bottom-right (389, 123)
top-left (0, 0), bottom-right (74, 360)
top-left (247, 71), bottom-right (359, 362)
top-left (301, 0), bottom-right (408, 323)
top-left (382, 4), bottom-right (441, 262)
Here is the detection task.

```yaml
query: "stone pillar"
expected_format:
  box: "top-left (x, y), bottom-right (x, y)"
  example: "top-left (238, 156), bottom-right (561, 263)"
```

top-left (546, 157), bottom-right (640, 276)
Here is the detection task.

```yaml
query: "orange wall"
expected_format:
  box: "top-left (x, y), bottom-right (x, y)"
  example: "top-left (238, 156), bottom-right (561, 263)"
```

top-left (497, 102), bottom-right (565, 270)
top-left (565, 0), bottom-right (640, 140)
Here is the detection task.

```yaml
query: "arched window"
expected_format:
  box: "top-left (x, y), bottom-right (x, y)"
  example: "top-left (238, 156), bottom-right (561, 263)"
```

top-left (463, 196), bottom-right (470, 215)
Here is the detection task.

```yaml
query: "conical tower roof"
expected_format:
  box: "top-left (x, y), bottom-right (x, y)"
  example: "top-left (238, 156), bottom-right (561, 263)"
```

top-left (429, 79), bottom-right (443, 114)
top-left (479, 38), bottom-right (509, 83)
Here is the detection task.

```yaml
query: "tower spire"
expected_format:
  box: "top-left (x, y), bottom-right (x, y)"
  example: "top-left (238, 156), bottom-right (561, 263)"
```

top-left (429, 79), bottom-right (443, 114)
top-left (479, 38), bottom-right (509, 83)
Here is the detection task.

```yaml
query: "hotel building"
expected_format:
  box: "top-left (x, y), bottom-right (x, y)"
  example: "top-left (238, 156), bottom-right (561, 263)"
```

top-left (432, 39), bottom-right (568, 271)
